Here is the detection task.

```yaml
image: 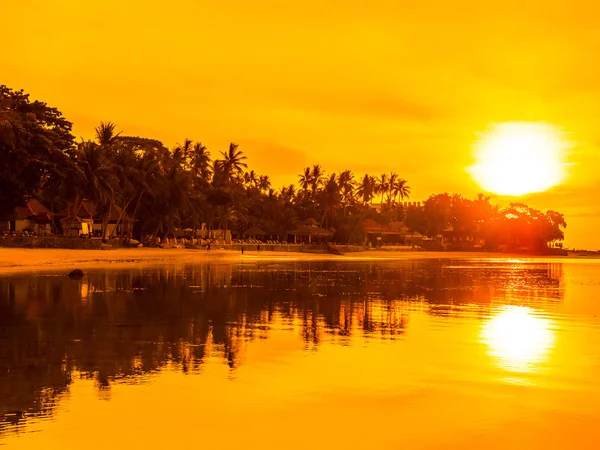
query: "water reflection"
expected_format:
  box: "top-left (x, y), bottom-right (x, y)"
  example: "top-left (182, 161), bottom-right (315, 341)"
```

top-left (0, 260), bottom-right (564, 435)
top-left (481, 306), bottom-right (555, 373)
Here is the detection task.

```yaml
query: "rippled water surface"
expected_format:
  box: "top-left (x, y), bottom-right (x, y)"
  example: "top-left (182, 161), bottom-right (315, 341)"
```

top-left (1, 258), bottom-right (600, 449)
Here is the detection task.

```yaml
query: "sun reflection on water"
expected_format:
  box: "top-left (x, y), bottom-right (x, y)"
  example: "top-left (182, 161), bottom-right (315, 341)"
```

top-left (481, 306), bottom-right (555, 373)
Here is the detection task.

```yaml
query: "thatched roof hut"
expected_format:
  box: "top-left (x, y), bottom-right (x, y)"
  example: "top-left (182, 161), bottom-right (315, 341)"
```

top-left (243, 226), bottom-right (267, 237)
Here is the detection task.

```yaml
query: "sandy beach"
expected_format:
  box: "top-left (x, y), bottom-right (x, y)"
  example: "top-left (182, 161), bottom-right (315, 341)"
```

top-left (0, 247), bottom-right (576, 274)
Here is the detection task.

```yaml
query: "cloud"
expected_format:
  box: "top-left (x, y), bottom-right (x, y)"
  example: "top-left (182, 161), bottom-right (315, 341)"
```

top-left (243, 142), bottom-right (308, 176)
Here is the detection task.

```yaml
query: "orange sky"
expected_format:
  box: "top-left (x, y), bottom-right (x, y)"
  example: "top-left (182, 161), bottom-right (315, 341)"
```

top-left (4, 0), bottom-right (600, 249)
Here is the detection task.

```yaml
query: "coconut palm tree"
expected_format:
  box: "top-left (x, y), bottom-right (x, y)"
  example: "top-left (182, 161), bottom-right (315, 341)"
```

top-left (173, 138), bottom-right (194, 169)
top-left (338, 170), bottom-right (355, 205)
top-left (393, 178), bottom-right (411, 203)
top-left (387, 172), bottom-right (398, 204)
top-left (319, 173), bottom-right (341, 229)
top-left (75, 140), bottom-right (119, 239)
top-left (281, 184), bottom-right (296, 204)
top-left (258, 175), bottom-right (271, 192)
top-left (189, 142), bottom-right (212, 183)
top-left (298, 167), bottom-right (311, 192)
top-left (95, 121), bottom-right (122, 147)
top-left (245, 170), bottom-right (259, 188)
top-left (376, 173), bottom-right (388, 205)
top-left (356, 174), bottom-right (376, 205)
top-left (310, 164), bottom-right (325, 194)
top-left (220, 143), bottom-right (247, 180)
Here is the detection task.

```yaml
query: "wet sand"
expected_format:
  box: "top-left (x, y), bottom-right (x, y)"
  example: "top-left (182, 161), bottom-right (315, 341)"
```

top-left (0, 247), bottom-right (568, 274)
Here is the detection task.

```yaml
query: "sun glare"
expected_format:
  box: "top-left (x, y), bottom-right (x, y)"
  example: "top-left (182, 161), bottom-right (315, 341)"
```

top-left (470, 122), bottom-right (567, 196)
top-left (481, 306), bottom-right (555, 373)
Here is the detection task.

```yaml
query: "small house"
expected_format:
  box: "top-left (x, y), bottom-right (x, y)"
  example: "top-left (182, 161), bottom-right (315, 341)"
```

top-left (0, 199), bottom-right (53, 235)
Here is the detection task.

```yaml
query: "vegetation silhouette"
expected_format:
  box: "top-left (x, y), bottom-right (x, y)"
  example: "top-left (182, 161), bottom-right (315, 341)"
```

top-left (0, 85), bottom-right (566, 251)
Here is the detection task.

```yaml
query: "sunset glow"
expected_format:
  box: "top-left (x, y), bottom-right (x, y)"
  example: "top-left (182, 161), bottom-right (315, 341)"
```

top-left (470, 122), bottom-right (567, 196)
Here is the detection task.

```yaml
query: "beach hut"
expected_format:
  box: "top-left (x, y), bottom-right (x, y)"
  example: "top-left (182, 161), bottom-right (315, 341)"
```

top-left (288, 220), bottom-right (333, 244)
top-left (0, 199), bottom-right (54, 235)
top-left (243, 226), bottom-right (267, 241)
top-left (362, 219), bottom-right (423, 247)
top-left (56, 200), bottom-right (134, 237)
top-left (60, 215), bottom-right (93, 237)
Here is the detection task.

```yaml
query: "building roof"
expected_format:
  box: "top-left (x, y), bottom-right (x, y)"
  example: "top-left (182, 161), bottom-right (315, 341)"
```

top-left (362, 219), bottom-right (422, 237)
top-left (56, 200), bottom-right (133, 222)
top-left (243, 226), bottom-right (267, 236)
top-left (14, 199), bottom-right (52, 221)
top-left (289, 225), bottom-right (332, 237)
top-left (59, 216), bottom-right (93, 224)
top-left (56, 199), bottom-right (96, 218)
top-left (303, 218), bottom-right (319, 227)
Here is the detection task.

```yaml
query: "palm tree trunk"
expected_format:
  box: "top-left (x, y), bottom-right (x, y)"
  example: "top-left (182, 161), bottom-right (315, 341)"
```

top-left (102, 200), bottom-right (113, 242)
top-left (128, 191), bottom-right (145, 239)
top-left (111, 195), bottom-right (135, 239)
top-left (66, 196), bottom-right (84, 236)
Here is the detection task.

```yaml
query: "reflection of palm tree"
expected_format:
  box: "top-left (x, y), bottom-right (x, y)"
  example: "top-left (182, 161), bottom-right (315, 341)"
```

top-left (0, 260), bottom-right (565, 433)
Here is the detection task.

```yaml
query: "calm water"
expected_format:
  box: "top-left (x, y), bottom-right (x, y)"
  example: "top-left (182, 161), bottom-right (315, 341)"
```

top-left (1, 258), bottom-right (600, 449)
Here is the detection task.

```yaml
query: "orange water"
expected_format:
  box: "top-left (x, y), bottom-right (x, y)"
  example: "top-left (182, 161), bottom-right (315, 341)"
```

top-left (1, 259), bottom-right (599, 449)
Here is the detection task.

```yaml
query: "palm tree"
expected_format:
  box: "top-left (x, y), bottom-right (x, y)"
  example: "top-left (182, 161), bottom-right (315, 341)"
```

top-left (376, 173), bottom-right (388, 205)
top-left (79, 141), bottom-right (117, 205)
top-left (220, 143), bottom-right (247, 180)
top-left (258, 175), bottom-right (271, 192)
top-left (174, 138), bottom-right (194, 168)
top-left (245, 170), bottom-right (258, 188)
top-left (75, 140), bottom-right (118, 239)
top-left (215, 204), bottom-right (243, 240)
top-left (123, 148), bottom-right (162, 238)
top-left (298, 167), bottom-right (311, 192)
top-left (393, 178), bottom-right (411, 203)
top-left (320, 173), bottom-right (341, 229)
top-left (189, 142), bottom-right (212, 183)
top-left (310, 164), bottom-right (325, 194)
top-left (281, 184), bottom-right (296, 204)
top-left (337, 170), bottom-right (355, 215)
top-left (95, 121), bottom-right (122, 147)
top-left (357, 174), bottom-right (376, 205)
top-left (387, 172), bottom-right (398, 204)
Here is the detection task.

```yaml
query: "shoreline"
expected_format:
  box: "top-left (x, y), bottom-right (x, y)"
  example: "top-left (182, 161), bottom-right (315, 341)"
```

top-left (0, 247), bottom-right (593, 275)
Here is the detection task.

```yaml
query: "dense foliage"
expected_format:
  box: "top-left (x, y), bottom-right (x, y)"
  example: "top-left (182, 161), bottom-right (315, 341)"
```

top-left (1, 86), bottom-right (567, 251)
top-left (0, 86), bottom-right (78, 216)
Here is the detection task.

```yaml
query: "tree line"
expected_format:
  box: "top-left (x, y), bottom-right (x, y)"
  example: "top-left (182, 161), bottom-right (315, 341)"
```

top-left (0, 85), bottom-right (567, 251)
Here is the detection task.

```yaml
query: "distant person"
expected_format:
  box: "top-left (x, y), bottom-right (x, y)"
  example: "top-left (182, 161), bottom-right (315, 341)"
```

top-left (208, 243), bottom-right (211, 252)
top-left (257, 244), bottom-right (260, 252)
top-left (241, 246), bottom-right (245, 255)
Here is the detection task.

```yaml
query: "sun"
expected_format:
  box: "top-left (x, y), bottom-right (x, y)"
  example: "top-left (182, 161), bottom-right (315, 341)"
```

top-left (470, 122), bottom-right (568, 196)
